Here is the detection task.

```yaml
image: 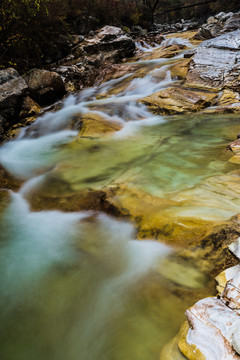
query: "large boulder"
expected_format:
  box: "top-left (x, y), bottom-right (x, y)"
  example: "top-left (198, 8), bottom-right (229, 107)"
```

top-left (185, 30), bottom-right (240, 90)
top-left (96, 25), bottom-right (124, 41)
top-left (140, 86), bottom-right (218, 115)
top-left (23, 68), bottom-right (66, 105)
top-left (0, 68), bottom-right (28, 122)
top-left (74, 26), bottom-right (135, 62)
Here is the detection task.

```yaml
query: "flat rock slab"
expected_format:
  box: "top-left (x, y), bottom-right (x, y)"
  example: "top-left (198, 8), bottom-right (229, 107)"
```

top-left (185, 30), bottom-right (240, 90)
top-left (140, 86), bottom-right (218, 114)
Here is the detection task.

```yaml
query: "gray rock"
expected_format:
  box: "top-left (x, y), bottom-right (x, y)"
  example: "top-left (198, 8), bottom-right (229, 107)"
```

top-left (96, 26), bottom-right (124, 41)
top-left (195, 11), bottom-right (240, 40)
top-left (23, 68), bottom-right (66, 105)
top-left (186, 30), bottom-right (240, 90)
top-left (0, 68), bottom-right (28, 121)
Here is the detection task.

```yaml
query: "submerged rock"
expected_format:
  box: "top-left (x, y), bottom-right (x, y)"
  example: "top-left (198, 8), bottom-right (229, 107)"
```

top-left (75, 113), bottom-right (122, 137)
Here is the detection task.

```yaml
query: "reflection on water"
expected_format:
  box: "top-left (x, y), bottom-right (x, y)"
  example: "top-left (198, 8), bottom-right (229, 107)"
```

top-left (0, 38), bottom-right (239, 360)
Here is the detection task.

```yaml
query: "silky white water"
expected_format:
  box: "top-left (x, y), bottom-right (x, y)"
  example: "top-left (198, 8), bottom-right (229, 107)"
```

top-left (0, 38), bottom-right (239, 360)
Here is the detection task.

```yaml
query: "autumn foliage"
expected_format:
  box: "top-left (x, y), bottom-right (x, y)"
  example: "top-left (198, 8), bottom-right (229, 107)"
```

top-left (0, 0), bottom-right (240, 71)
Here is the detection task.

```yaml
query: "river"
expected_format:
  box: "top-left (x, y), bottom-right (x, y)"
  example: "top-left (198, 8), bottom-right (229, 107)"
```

top-left (0, 38), bottom-right (239, 360)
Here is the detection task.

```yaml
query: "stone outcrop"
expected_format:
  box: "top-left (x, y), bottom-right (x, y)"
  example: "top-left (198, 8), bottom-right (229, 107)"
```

top-left (141, 30), bottom-right (240, 116)
top-left (51, 26), bottom-right (136, 91)
top-left (76, 113), bottom-right (122, 137)
top-left (23, 68), bottom-right (66, 105)
top-left (140, 86), bottom-right (218, 114)
top-left (185, 30), bottom-right (240, 90)
top-left (177, 248), bottom-right (240, 360)
top-left (195, 11), bottom-right (240, 40)
top-left (0, 68), bottom-right (28, 127)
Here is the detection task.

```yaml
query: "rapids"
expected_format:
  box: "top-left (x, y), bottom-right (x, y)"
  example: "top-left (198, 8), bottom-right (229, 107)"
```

top-left (0, 39), bottom-right (240, 360)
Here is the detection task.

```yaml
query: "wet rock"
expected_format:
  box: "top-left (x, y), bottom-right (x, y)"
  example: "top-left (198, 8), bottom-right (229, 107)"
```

top-left (0, 164), bottom-right (21, 191)
top-left (140, 86), bottom-right (218, 115)
top-left (19, 96), bottom-right (41, 119)
top-left (228, 138), bottom-right (240, 164)
top-left (179, 297), bottom-right (240, 359)
top-left (142, 44), bottom-right (188, 61)
top-left (23, 68), bottom-right (66, 105)
top-left (160, 322), bottom-right (189, 360)
top-left (73, 112), bottom-right (122, 137)
top-left (170, 59), bottom-right (191, 80)
top-left (202, 90), bottom-right (240, 114)
top-left (0, 189), bottom-right (10, 215)
top-left (0, 68), bottom-right (28, 124)
top-left (30, 188), bottom-right (123, 217)
top-left (185, 31), bottom-right (240, 90)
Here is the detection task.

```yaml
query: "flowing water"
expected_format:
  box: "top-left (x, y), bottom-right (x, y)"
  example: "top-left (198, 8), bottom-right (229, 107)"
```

top-left (1, 39), bottom-right (240, 360)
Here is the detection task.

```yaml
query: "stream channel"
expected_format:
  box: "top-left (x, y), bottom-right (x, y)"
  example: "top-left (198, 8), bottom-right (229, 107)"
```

top-left (1, 39), bottom-right (240, 360)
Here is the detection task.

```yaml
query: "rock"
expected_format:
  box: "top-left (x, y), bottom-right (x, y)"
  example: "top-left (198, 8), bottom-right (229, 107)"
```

top-left (140, 86), bottom-right (218, 115)
top-left (82, 33), bottom-right (136, 62)
top-left (202, 90), bottom-right (240, 114)
top-left (179, 297), bottom-right (240, 359)
top-left (0, 68), bottom-right (28, 123)
top-left (142, 44), bottom-right (188, 61)
top-left (233, 327), bottom-right (240, 355)
top-left (222, 14), bottom-right (240, 34)
top-left (185, 31), bottom-right (240, 90)
top-left (19, 96), bottom-right (41, 118)
top-left (228, 138), bottom-right (240, 163)
top-left (170, 59), bottom-right (191, 80)
top-left (96, 25), bottom-right (124, 41)
top-left (0, 164), bottom-right (21, 190)
top-left (23, 68), bottom-right (66, 105)
top-left (74, 112), bottom-right (122, 137)
top-left (229, 237), bottom-right (240, 260)
top-left (0, 115), bottom-right (5, 140)
top-left (194, 12), bottom-right (240, 40)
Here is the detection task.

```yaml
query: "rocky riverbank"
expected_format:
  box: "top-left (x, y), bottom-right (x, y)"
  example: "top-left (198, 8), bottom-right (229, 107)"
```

top-left (1, 10), bottom-right (240, 360)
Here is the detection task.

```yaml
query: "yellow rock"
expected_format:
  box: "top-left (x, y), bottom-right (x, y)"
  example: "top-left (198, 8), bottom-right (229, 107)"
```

top-left (170, 59), bottom-right (191, 80)
top-left (143, 44), bottom-right (188, 61)
top-left (140, 87), bottom-right (218, 115)
top-left (166, 30), bottom-right (201, 46)
top-left (160, 321), bottom-right (189, 360)
top-left (77, 112), bottom-right (122, 137)
top-left (228, 155), bottom-right (240, 165)
top-left (202, 90), bottom-right (240, 114)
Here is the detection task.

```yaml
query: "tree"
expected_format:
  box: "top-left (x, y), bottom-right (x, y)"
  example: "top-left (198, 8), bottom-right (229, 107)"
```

top-left (143, 0), bottom-right (161, 25)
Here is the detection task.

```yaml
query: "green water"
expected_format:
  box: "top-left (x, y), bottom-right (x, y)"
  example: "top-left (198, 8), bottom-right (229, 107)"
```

top-left (1, 42), bottom-right (240, 360)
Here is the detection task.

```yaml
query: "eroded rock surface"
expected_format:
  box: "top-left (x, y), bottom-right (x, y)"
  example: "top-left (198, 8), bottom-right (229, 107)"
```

top-left (141, 86), bottom-right (218, 114)
top-left (186, 30), bottom-right (240, 90)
